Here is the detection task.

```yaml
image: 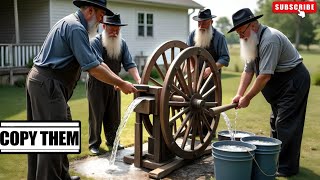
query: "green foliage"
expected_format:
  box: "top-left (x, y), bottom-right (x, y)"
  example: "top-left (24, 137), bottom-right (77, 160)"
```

top-left (312, 73), bottom-right (320, 86)
top-left (14, 78), bottom-right (26, 88)
top-left (150, 68), bottom-right (160, 78)
top-left (26, 57), bottom-right (34, 68)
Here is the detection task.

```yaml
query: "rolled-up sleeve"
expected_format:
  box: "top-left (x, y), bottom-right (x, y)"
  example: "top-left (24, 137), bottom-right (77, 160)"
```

top-left (68, 27), bottom-right (101, 71)
top-left (121, 41), bottom-right (136, 71)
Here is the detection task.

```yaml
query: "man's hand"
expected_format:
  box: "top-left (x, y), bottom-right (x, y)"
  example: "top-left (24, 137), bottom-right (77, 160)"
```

top-left (232, 95), bottom-right (250, 109)
top-left (203, 67), bottom-right (211, 79)
top-left (118, 81), bottom-right (137, 94)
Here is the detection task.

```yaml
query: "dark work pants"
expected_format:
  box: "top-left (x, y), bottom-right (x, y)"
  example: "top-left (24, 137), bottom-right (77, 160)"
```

top-left (87, 77), bottom-right (120, 149)
top-left (26, 69), bottom-right (71, 180)
top-left (262, 63), bottom-right (310, 175)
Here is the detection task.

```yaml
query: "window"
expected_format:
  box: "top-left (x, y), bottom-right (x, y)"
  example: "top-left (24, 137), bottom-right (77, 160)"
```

top-left (138, 12), bottom-right (153, 37)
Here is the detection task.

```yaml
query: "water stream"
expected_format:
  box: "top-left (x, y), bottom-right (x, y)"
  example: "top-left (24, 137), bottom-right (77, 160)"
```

top-left (221, 112), bottom-right (235, 141)
top-left (108, 96), bottom-right (151, 166)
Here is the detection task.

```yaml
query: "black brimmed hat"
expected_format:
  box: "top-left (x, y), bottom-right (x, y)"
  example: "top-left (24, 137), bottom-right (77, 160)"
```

top-left (102, 14), bottom-right (127, 26)
top-left (73, 0), bottom-right (114, 16)
top-left (228, 8), bottom-right (263, 33)
top-left (192, 9), bottom-right (216, 21)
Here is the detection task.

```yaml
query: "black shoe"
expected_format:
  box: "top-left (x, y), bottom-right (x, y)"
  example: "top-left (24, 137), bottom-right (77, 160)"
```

top-left (89, 147), bottom-right (100, 155)
top-left (107, 143), bottom-right (125, 150)
top-left (70, 176), bottom-right (80, 180)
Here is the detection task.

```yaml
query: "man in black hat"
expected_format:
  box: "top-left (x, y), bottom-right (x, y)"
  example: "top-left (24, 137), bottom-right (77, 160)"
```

top-left (187, 9), bottom-right (230, 136)
top-left (87, 14), bottom-right (141, 155)
top-left (26, 1), bottom-right (137, 180)
top-left (229, 8), bottom-right (310, 177)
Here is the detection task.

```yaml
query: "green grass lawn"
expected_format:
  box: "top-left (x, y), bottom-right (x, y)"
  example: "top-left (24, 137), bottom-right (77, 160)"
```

top-left (0, 47), bottom-right (319, 179)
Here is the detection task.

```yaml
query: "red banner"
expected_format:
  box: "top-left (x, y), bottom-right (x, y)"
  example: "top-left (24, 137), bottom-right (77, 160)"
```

top-left (272, 1), bottom-right (317, 13)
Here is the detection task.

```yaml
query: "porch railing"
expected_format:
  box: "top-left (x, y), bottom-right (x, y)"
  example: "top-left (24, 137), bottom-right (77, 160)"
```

top-left (0, 44), bottom-right (41, 68)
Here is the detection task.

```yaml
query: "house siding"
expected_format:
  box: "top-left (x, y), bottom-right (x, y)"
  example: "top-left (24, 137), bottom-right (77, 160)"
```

top-left (0, 0), bottom-right (15, 43)
top-left (108, 2), bottom-right (189, 59)
top-left (18, 0), bottom-right (50, 43)
top-left (50, 0), bottom-right (77, 27)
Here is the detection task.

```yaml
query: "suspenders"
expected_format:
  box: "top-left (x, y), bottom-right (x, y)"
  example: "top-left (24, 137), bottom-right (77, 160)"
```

top-left (255, 26), bottom-right (268, 75)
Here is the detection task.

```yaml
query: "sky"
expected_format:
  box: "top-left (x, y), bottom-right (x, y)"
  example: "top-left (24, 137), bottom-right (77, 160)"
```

top-left (189, 0), bottom-right (259, 31)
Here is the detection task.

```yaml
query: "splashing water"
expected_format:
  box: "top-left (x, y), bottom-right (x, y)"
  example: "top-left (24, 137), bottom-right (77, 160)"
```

top-left (234, 109), bottom-right (238, 135)
top-left (108, 96), bottom-right (152, 166)
top-left (221, 112), bottom-right (235, 141)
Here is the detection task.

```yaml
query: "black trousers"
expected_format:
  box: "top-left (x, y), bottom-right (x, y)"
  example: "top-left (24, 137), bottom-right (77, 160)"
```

top-left (87, 76), bottom-right (121, 149)
top-left (26, 68), bottom-right (72, 180)
top-left (262, 63), bottom-right (310, 175)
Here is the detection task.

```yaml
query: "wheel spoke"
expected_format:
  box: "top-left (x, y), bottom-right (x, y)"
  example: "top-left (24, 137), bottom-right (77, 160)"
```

top-left (201, 111), bottom-right (212, 133)
top-left (169, 101), bottom-right (190, 107)
top-left (173, 111), bottom-right (192, 140)
top-left (154, 63), bottom-right (165, 81)
top-left (169, 107), bottom-right (190, 122)
top-left (196, 61), bottom-right (206, 93)
top-left (200, 73), bottom-right (213, 95)
top-left (181, 114), bottom-right (193, 149)
top-left (162, 52), bottom-right (169, 71)
top-left (171, 47), bottom-right (174, 63)
top-left (186, 58), bottom-right (193, 95)
top-left (170, 84), bottom-right (190, 101)
top-left (150, 77), bottom-right (163, 86)
top-left (202, 85), bottom-right (216, 98)
top-left (176, 67), bottom-right (191, 96)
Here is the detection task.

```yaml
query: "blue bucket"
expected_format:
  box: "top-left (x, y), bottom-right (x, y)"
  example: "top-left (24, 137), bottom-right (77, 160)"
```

top-left (212, 141), bottom-right (256, 180)
top-left (218, 130), bottom-right (255, 141)
top-left (241, 136), bottom-right (282, 180)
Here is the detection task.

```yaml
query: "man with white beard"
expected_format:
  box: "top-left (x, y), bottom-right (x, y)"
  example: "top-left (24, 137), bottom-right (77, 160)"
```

top-left (26, 1), bottom-right (137, 179)
top-left (187, 9), bottom-right (230, 136)
top-left (229, 8), bottom-right (310, 177)
top-left (87, 14), bottom-right (141, 155)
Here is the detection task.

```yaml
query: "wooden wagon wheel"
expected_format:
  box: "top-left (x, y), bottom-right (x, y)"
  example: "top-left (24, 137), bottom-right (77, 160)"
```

top-left (160, 46), bottom-right (222, 159)
top-left (140, 40), bottom-right (189, 135)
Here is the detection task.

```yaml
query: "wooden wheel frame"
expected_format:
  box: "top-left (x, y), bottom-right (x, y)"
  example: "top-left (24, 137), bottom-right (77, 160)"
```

top-left (140, 40), bottom-right (189, 135)
top-left (160, 46), bottom-right (222, 159)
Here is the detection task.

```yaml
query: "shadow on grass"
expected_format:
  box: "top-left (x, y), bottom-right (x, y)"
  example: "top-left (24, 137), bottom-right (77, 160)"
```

top-left (0, 82), bottom-right (87, 120)
top-left (291, 167), bottom-right (320, 180)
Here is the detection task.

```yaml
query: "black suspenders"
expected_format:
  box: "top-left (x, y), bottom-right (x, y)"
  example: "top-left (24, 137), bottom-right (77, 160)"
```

top-left (255, 26), bottom-right (268, 75)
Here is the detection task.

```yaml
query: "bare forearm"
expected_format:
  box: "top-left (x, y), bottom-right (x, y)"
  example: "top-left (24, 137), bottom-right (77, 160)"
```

top-left (244, 74), bottom-right (271, 100)
top-left (88, 64), bottom-right (124, 87)
top-left (128, 67), bottom-right (141, 84)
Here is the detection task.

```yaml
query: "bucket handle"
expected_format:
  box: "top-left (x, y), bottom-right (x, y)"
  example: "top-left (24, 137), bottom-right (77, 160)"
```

top-left (247, 150), bottom-right (278, 177)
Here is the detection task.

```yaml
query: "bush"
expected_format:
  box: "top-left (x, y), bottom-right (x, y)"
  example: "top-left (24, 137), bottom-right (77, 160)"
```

top-left (14, 78), bottom-right (26, 88)
top-left (234, 64), bottom-right (240, 72)
top-left (312, 73), bottom-right (320, 86)
top-left (150, 68), bottom-right (160, 79)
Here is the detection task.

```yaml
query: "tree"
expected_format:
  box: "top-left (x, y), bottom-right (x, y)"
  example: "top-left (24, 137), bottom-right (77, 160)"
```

top-left (215, 17), bottom-right (239, 44)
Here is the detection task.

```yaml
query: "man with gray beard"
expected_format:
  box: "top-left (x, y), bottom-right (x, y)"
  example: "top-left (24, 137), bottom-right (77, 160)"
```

top-left (87, 14), bottom-right (141, 155)
top-left (187, 9), bottom-right (230, 136)
top-left (26, 1), bottom-right (137, 180)
top-left (229, 8), bottom-right (310, 177)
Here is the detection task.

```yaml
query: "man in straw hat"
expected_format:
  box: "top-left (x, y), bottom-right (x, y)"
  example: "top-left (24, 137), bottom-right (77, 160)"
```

top-left (87, 14), bottom-right (141, 155)
top-left (26, 1), bottom-right (137, 179)
top-left (187, 9), bottom-right (230, 136)
top-left (229, 8), bottom-right (310, 177)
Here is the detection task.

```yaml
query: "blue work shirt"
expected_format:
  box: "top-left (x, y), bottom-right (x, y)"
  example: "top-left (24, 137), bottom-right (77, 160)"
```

top-left (90, 34), bottom-right (137, 71)
top-left (33, 10), bottom-right (101, 71)
top-left (187, 27), bottom-right (230, 67)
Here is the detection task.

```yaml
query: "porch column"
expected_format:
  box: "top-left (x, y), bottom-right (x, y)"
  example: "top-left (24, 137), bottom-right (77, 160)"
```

top-left (14, 0), bottom-right (20, 43)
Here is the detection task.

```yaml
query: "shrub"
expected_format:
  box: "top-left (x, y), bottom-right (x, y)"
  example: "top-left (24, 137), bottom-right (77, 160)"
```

top-left (150, 68), bottom-right (160, 79)
top-left (312, 73), bottom-right (320, 86)
top-left (14, 78), bottom-right (26, 88)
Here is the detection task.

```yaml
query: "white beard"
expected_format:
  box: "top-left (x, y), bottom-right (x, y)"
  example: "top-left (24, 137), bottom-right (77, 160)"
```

top-left (194, 27), bottom-right (213, 48)
top-left (240, 30), bottom-right (259, 63)
top-left (102, 31), bottom-right (122, 59)
top-left (87, 13), bottom-right (99, 38)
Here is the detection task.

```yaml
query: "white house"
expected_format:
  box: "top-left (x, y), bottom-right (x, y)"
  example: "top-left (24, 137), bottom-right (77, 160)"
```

top-left (0, 0), bottom-right (203, 70)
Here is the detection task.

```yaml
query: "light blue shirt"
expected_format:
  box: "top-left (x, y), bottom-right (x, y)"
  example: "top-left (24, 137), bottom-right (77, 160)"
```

top-left (34, 10), bottom-right (101, 71)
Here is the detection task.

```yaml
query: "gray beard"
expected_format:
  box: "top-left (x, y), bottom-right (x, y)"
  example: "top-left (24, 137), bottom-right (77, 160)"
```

top-left (194, 27), bottom-right (213, 48)
top-left (87, 14), bottom-right (99, 38)
top-left (102, 31), bottom-right (122, 59)
top-left (240, 30), bottom-right (259, 63)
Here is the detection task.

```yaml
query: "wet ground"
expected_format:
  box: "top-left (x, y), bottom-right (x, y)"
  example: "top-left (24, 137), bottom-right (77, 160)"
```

top-left (71, 144), bottom-right (215, 180)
